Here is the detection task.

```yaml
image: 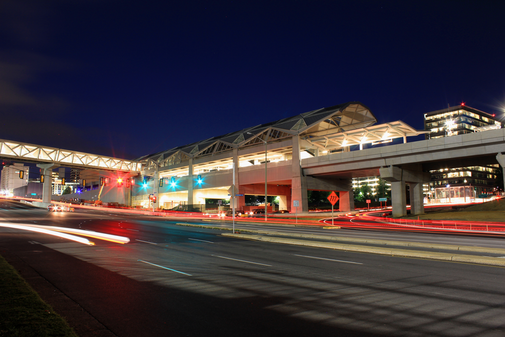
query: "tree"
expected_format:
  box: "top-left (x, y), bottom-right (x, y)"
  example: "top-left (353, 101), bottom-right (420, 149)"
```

top-left (62, 186), bottom-right (72, 195)
top-left (376, 178), bottom-right (390, 199)
top-left (354, 183), bottom-right (371, 202)
top-left (361, 183), bottom-right (372, 200)
top-left (353, 187), bottom-right (363, 202)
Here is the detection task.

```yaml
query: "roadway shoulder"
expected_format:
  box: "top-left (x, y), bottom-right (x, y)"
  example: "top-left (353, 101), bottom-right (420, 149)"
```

top-left (222, 233), bottom-right (505, 267)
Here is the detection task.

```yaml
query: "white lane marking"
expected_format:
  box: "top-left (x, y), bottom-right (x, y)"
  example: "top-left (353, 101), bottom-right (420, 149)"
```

top-left (138, 259), bottom-right (192, 276)
top-left (294, 254), bottom-right (363, 265)
top-left (212, 255), bottom-right (271, 267)
top-left (136, 239), bottom-right (158, 245)
top-left (189, 238), bottom-right (214, 244)
top-left (127, 228), bottom-right (139, 231)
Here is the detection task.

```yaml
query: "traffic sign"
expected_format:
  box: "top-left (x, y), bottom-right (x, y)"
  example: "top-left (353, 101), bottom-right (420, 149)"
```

top-left (327, 191), bottom-right (339, 205)
top-left (227, 185), bottom-right (239, 196)
top-left (366, 199), bottom-right (371, 204)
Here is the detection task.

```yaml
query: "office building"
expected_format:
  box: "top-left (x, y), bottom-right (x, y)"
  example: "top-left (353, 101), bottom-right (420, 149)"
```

top-left (424, 104), bottom-right (502, 202)
top-left (0, 163), bottom-right (29, 194)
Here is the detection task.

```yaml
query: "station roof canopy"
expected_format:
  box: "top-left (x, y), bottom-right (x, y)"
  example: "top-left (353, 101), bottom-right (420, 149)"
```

top-left (302, 120), bottom-right (426, 151)
top-left (139, 101), bottom-right (424, 168)
top-left (141, 102), bottom-right (374, 159)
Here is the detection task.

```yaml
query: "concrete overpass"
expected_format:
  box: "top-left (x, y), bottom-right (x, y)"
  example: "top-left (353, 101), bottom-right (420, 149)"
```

top-left (302, 128), bottom-right (505, 216)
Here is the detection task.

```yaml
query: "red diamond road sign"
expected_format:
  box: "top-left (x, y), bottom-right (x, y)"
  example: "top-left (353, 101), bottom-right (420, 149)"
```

top-left (327, 191), bottom-right (339, 206)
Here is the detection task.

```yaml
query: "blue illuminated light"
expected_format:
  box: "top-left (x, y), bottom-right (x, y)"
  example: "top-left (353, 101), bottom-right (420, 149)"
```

top-left (169, 176), bottom-right (177, 189)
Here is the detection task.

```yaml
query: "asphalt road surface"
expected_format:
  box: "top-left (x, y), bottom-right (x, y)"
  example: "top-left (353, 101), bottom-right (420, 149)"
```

top-left (1, 200), bottom-right (504, 337)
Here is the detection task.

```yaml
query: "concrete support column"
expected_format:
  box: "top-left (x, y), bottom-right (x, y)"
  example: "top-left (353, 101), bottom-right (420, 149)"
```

top-left (291, 135), bottom-right (308, 213)
top-left (232, 148), bottom-right (244, 210)
top-left (153, 169), bottom-right (159, 210)
top-left (126, 175), bottom-right (132, 207)
top-left (36, 163), bottom-right (55, 204)
top-left (391, 181), bottom-right (407, 217)
top-left (188, 158), bottom-right (194, 205)
top-left (339, 190), bottom-right (354, 212)
top-left (278, 195), bottom-right (288, 211)
top-left (409, 182), bottom-right (424, 215)
top-left (380, 165), bottom-right (429, 218)
top-left (497, 153), bottom-right (505, 192)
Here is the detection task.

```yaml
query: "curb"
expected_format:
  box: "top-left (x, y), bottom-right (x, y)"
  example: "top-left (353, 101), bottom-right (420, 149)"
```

top-left (174, 222), bottom-right (505, 255)
top-left (222, 233), bottom-right (505, 267)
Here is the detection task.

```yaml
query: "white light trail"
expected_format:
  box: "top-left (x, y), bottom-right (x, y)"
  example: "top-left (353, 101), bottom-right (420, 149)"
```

top-left (0, 222), bottom-right (93, 246)
top-left (0, 223), bottom-right (130, 245)
top-left (30, 225), bottom-right (130, 244)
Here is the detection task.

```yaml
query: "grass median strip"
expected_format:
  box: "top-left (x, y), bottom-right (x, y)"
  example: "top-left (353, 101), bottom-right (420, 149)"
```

top-left (222, 233), bottom-right (505, 267)
top-left (0, 255), bottom-right (78, 337)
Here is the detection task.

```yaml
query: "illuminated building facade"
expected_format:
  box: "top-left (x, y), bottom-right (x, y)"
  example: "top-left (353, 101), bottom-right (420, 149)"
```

top-left (424, 104), bottom-right (503, 201)
top-left (0, 163), bottom-right (29, 194)
top-left (424, 104), bottom-right (501, 139)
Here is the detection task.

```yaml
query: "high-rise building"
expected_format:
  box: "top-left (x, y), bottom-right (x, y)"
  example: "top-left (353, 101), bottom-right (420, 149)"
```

top-left (0, 163), bottom-right (29, 194)
top-left (70, 169), bottom-right (81, 182)
top-left (424, 104), bottom-right (501, 139)
top-left (424, 104), bottom-right (503, 202)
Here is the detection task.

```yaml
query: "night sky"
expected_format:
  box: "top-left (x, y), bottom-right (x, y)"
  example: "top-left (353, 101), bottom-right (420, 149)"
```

top-left (1, 1), bottom-right (504, 160)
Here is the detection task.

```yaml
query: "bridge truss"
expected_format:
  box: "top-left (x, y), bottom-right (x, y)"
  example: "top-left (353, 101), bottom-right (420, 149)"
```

top-left (0, 139), bottom-right (142, 172)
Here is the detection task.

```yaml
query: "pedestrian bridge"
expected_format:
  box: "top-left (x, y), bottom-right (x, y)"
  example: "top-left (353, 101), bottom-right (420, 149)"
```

top-left (0, 139), bottom-right (142, 204)
top-left (0, 139), bottom-right (142, 172)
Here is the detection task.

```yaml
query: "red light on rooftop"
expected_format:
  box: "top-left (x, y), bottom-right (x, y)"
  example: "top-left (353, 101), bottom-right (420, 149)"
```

top-left (461, 102), bottom-right (465, 106)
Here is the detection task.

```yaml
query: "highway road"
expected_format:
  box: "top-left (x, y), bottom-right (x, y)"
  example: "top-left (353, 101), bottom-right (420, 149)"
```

top-left (1, 199), bottom-right (505, 337)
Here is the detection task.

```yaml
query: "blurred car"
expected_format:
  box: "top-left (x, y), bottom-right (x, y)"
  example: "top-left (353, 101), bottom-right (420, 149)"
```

top-left (225, 210), bottom-right (235, 217)
top-left (47, 204), bottom-right (70, 212)
top-left (247, 208), bottom-right (266, 217)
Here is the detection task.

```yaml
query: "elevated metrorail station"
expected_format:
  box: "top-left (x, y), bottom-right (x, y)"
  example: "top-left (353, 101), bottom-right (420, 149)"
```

top-left (4, 100), bottom-right (504, 217)
top-left (135, 101), bottom-right (424, 213)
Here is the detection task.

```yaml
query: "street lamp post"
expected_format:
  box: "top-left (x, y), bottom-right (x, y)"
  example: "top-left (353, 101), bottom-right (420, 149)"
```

top-left (264, 139), bottom-right (267, 222)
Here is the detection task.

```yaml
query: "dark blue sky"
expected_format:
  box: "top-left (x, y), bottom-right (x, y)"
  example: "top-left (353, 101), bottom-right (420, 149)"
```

top-left (1, 1), bottom-right (504, 159)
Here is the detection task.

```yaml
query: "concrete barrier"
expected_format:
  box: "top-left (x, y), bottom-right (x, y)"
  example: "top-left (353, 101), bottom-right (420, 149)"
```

top-left (221, 233), bottom-right (505, 267)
